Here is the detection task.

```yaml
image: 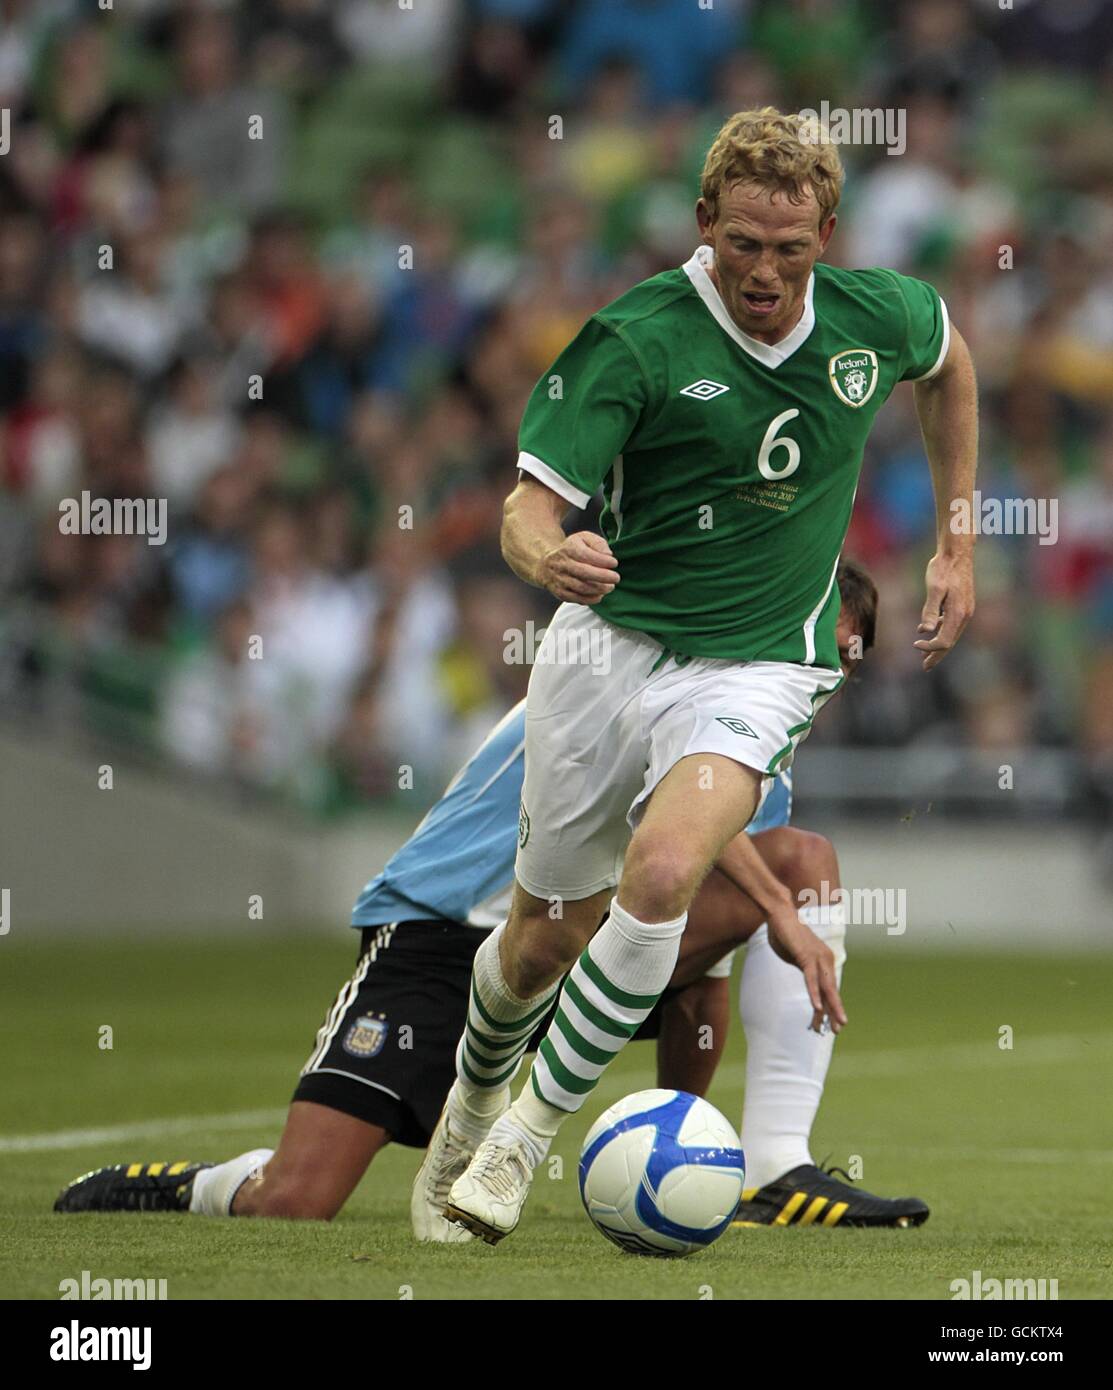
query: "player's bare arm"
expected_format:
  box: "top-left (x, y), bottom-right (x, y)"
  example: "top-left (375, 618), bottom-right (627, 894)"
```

top-left (913, 326), bottom-right (978, 671)
top-left (501, 475), bottom-right (619, 604)
top-left (714, 829), bottom-right (846, 1033)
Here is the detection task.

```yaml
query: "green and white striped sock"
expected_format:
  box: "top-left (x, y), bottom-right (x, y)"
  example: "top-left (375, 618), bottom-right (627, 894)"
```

top-left (527, 899), bottom-right (687, 1117)
top-left (455, 924), bottom-right (558, 1103)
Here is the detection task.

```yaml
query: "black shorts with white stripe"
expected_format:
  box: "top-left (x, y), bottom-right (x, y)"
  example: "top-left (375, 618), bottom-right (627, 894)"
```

top-left (292, 918), bottom-right (670, 1148)
top-left (292, 920), bottom-right (485, 1148)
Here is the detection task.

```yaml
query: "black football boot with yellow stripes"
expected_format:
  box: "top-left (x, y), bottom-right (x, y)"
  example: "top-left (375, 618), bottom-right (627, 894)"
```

top-left (732, 1163), bottom-right (930, 1229)
top-left (54, 1161), bottom-right (211, 1214)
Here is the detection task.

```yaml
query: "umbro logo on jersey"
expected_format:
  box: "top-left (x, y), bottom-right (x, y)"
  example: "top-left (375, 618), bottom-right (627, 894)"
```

top-left (680, 379), bottom-right (730, 400)
top-left (716, 717), bottom-right (759, 738)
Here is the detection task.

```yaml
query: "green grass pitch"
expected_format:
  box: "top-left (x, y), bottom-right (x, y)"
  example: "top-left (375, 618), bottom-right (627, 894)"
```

top-left (2, 935), bottom-right (1111, 1300)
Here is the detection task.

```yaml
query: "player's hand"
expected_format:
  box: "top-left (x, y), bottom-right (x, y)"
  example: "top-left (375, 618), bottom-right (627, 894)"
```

top-left (765, 903), bottom-right (847, 1035)
top-left (537, 531), bottom-right (620, 604)
top-left (915, 550), bottom-right (975, 671)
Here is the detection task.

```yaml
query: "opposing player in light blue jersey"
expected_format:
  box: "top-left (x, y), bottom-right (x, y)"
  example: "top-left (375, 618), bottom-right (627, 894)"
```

top-left (55, 562), bottom-right (928, 1233)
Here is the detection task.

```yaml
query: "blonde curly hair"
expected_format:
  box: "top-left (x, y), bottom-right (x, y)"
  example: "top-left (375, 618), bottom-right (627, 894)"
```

top-left (700, 107), bottom-right (844, 227)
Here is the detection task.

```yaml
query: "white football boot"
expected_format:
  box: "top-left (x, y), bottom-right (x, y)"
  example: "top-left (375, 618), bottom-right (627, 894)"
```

top-left (443, 1110), bottom-right (548, 1244)
top-left (411, 1085), bottom-right (508, 1243)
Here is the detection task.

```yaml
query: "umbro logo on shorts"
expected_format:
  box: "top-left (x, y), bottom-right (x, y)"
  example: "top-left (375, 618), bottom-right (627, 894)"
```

top-left (680, 378), bottom-right (729, 400)
top-left (716, 716), bottom-right (758, 738)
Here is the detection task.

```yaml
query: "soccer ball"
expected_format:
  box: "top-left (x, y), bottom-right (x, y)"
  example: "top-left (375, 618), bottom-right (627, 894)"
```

top-left (578, 1089), bottom-right (745, 1257)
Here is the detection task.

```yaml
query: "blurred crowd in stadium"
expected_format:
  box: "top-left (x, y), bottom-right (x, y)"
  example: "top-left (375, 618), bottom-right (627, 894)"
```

top-left (0, 0), bottom-right (1110, 817)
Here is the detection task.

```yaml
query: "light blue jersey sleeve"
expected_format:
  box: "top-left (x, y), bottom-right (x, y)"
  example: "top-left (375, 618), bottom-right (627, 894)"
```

top-left (748, 767), bottom-right (793, 835)
top-left (351, 706), bottom-right (794, 930)
top-left (351, 702), bottom-right (527, 929)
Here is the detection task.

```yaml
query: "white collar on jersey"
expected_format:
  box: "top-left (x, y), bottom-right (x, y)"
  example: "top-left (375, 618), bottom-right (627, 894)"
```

top-left (681, 244), bottom-right (816, 368)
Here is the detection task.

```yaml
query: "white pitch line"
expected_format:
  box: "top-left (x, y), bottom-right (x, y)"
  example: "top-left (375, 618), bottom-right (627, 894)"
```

top-left (0, 1108), bottom-right (286, 1154)
top-left (4, 1033), bottom-right (1112, 1156)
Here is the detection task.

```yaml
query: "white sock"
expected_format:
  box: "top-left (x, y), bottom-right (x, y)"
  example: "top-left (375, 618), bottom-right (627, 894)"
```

top-left (188, 1148), bottom-right (273, 1217)
top-left (738, 904), bottom-right (847, 1191)
top-left (452, 923), bottom-right (557, 1135)
top-left (486, 1107), bottom-right (553, 1169)
top-left (524, 897), bottom-right (686, 1123)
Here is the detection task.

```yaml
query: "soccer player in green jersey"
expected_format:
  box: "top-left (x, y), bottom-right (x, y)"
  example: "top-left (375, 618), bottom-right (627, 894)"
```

top-left (425, 107), bottom-right (977, 1244)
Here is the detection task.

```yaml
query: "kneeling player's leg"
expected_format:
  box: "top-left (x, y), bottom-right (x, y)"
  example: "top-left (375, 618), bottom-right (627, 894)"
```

top-left (672, 864), bottom-right (768, 985)
top-left (649, 829), bottom-right (842, 1099)
top-left (639, 862), bottom-right (769, 1098)
top-left (228, 1103), bottom-right (388, 1220)
top-left (54, 1112), bottom-right (381, 1223)
top-left (55, 924), bottom-right (443, 1222)
top-left (641, 827), bottom-right (826, 1104)
top-left (736, 828), bottom-right (847, 1190)
top-left (653, 972), bottom-right (731, 1096)
top-left (203, 919), bottom-right (477, 1226)
top-left (730, 830), bottom-right (929, 1226)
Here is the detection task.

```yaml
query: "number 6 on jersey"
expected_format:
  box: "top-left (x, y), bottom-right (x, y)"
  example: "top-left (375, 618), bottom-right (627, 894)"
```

top-left (756, 408), bottom-right (801, 481)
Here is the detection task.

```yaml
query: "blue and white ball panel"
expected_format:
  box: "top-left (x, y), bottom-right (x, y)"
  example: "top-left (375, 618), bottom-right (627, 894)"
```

top-left (578, 1089), bottom-right (745, 1257)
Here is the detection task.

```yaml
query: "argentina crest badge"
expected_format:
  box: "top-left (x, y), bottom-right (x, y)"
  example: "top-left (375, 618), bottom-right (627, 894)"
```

top-left (343, 1012), bottom-right (389, 1058)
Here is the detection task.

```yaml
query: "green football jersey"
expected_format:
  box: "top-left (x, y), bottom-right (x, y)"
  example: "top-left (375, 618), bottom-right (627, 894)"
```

top-left (517, 246), bottom-right (949, 668)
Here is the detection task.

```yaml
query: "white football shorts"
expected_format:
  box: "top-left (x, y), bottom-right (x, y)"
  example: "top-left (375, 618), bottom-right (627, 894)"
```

top-left (515, 602), bottom-right (842, 901)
